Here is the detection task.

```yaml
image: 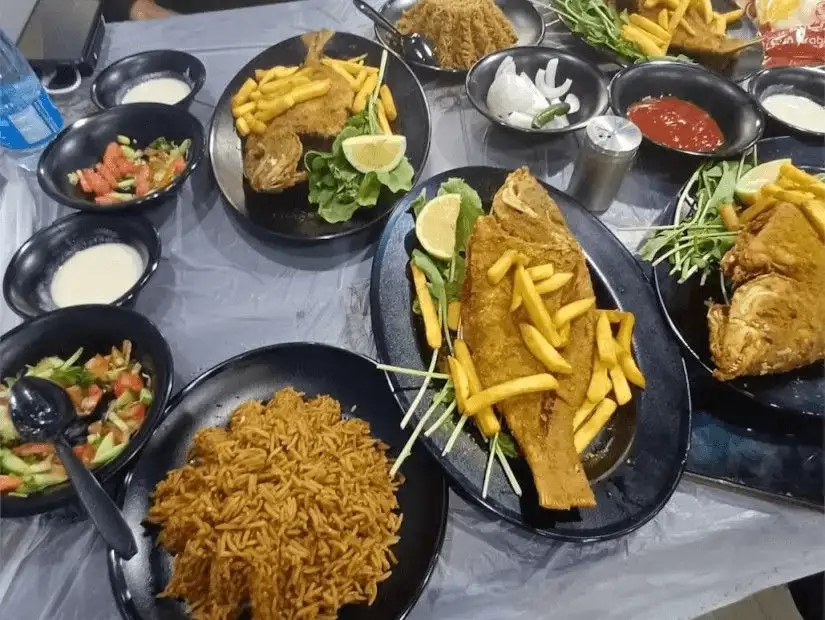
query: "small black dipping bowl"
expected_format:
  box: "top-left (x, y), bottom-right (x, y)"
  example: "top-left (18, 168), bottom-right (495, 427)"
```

top-left (609, 60), bottom-right (764, 158)
top-left (91, 50), bottom-right (206, 110)
top-left (0, 305), bottom-right (173, 517)
top-left (3, 212), bottom-right (160, 319)
top-left (37, 103), bottom-right (204, 212)
top-left (466, 47), bottom-right (609, 135)
top-left (748, 66), bottom-right (825, 139)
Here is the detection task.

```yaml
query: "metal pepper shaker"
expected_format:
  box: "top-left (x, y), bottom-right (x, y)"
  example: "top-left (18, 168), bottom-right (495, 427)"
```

top-left (567, 115), bottom-right (642, 213)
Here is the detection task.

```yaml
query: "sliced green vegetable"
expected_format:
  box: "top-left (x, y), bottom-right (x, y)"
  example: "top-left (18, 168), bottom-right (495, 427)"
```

top-left (117, 135), bottom-right (131, 145)
top-left (533, 103), bottom-right (571, 128)
top-left (92, 433), bottom-right (126, 466)
top-left (138, 388), bottom-right (153, 406)
top-left (1, 449), bottom-right (33, 476)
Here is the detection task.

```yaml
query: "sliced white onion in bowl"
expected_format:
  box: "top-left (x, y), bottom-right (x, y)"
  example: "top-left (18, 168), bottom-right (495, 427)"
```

top-left (564, 93), bottom-right (580, 115)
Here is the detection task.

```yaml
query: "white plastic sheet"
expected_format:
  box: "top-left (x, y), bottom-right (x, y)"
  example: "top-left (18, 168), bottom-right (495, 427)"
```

top-left (1, 3), bottom-right (824, 619)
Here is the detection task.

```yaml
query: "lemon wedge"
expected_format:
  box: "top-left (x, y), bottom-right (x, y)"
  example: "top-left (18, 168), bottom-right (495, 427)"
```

top-left (735, 158), bottom-right (792, 205)
top-left (342, 134), bottom-right (407, 174)
top-left (415, 194), bottom-right (461, 260)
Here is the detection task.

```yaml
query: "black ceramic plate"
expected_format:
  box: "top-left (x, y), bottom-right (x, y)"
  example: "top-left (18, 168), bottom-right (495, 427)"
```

top-left (748, 66), bottom-right (825, 138)
top-left (376, 0), bottom-right (545, 75)
top-left (209, 32), bottom-right (431, 242)
top-left (0, 306), bottom-right (173, 517)
top-left (557, 0), bottom-right (762, 81)
top-left (371, 167), bottom-right (691, 541)
top-left (108, 342), bottom-right (447, 620)
top-left (91, 50), bottom-right (206, 110)
top-left (466, 47), bottom-right (609, 135)
top-left (654, 136), bottom-right (825, 418)
top-left (609, 60), bottom-right (764, 158)
top-left (3, 213), bottom-right (160, 319)
top-left (37, 104), bottom-right (205, 212)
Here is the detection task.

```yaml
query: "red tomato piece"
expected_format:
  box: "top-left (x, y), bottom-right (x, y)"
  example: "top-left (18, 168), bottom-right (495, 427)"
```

top-left (78, 169), bottom-right (94, 193)
top-left (95, 162), bottom-right (118, 189)
top-left (84, 168), bottom-right (112, 196)
top-left (172, 157), bottom-right (185, 174)
top-left (116, 157), bottom-right (140, 177)
top-left (114, 373), bottom-right (144, 398)
top-left (0, 475), bottom-right (23, 492)
top-left (79, 384), bottom-right (103, 415)
top-left (11, 442), bottom-right (54, 457)
top-left (134, 165), bottom-right (151, 197)
top-left (84, 354), bottom-right (109, 379)
top-left (123, 403), bottom-right (147, 423)
top-left (72, 444), bottom-right (96, 465)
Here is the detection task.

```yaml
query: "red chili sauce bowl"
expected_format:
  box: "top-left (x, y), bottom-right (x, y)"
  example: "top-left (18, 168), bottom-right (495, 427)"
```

top-left (628, 96), bottom-right (724, 154)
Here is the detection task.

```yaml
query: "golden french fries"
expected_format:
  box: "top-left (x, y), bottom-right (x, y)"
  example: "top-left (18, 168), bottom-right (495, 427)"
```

top-left (722, 8), bottom-right (743, 23)
top-left (259, 65), bottom-right (299, 86)
top-left (247, 116), bottom-right (267, 135)
top-left (378, 100), bottom-right (392, 135)
top-left (514, 265), bottom-right (562, 348)
top-left (780, 164), bottom-right (825, 200)
top-left (330, 57), bottom-right (377, 76)
top-left (678, 17), bottom-right (697, 36)
top-left (454, 340), bottom-right (500, 437)
top-left (410, 262), bottom-right (442, 350)
top-left (235, 116), bottom-right (251, 137)
top-left (379, 85), bottom-right (397, 121)
top-left (487, 249), bottom-right (529, 284)
top-left (799, 200), bottom-right (825, 242)
top-left (719, 203), bottom-right (740, 231)
top-left (622, 25), bottom-right (665, 56)
top-left (609, 365), bottom-right (632, 406)
top-left (352, 69), bottom-right (368, 92)
top-left (519, 323), bottom-right (573, 374)
top-left (616, 311), bottom-right (635, 354)
top-left (465, 374), bottom-right (559, 415)
top-left (554, 297), bottom-right (595, 327)
top-left (448, 356), bottom-right (471, 415)
top-left (447, 301), bottom-right (461, 331)
top-left (255, 95), bottom-right (295, 122)
top-left (586, 359), bottom-right (611, 403)
top-left (658, 8), bottom-right (669, 30)
top-left (573, 399), bottom-right (598, 432)
top-left (321, 57), bottom-right (357, 88)
top-left (290, 79), bottom-right (331, 104)
top-left (713, 13), bottom-right (727, 34)
top-left (701, 0), bottom-right (713, 24)
top-left (534, 272), bottom-right (573, 295)
top-left (527, 263), bottom-right (555, 281)
top-left (249, 90), bottom-right (263, 101)
top-left (510, 277), bottom-right (523, 312)
top-left (232, 78), bottom-right (258, 107)
top-left (596, 313), bottom-right (617, 368)
top-left (598, 309), bottom-right (629, 324)
top-left (259, 70), bottom-right (312, 95)
top-left (740, 195), bottom-right (777, 224)
top-left (669, 0), bottom-right (692, 33)
top-left (574, 398), bottom-right (617, 454)
top-left (618, 349), bottom-right (646, 389)
top-left (761, 183), bottom-right (815, 205)
top-left (353, 73), bottom-right (378, 113)
top-left (629, 14), bottom-right (671, 42)
top-left (232, 101), bottom-right (257, 118)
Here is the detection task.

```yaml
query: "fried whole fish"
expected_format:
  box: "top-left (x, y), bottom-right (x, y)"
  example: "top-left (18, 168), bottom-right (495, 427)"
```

top-left (462, 168), bottom-right (596, 510)
top-left (242, 30), bottom-right (354, 192)
top-left (708, 202), bottom-right (825, 379)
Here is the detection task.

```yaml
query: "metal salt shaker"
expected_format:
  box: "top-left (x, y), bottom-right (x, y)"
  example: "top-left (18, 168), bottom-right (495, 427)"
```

top-left (567, 115), bottom-right (642, 213)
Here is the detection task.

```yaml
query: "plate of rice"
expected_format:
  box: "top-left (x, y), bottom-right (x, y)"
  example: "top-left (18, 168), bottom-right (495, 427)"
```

top-left (108, 342), bottom-right (448, 620)
top-left (376, 0), bottom-right (546, 74)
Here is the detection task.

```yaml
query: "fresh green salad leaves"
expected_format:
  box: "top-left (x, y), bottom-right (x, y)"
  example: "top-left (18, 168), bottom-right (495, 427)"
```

top-left (640, 155), bottom-right (752, 284)
top-left (305, 111), bottom-right (414, 224)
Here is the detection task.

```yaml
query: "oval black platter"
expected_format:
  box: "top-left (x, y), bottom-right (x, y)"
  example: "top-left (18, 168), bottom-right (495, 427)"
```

top-left (654, 136), bottom-right (825, 418)
top-left (108, 342), bottom-right (448, 620)
top-left (371, 166), bottom-right (692, 542)
top-left (208, 31), bottom-right (431, 242)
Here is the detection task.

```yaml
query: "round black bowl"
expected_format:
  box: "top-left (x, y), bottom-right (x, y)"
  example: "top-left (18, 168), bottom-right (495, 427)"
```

top-left (91, 50), bottom-right (206, 110)
top-left (748, 66), bottom-right (825, 138)
top-left (0, 306), bottom-right (173, 517)
top-left (37, 104), bottom-right (205, 212)
top-left (466, 47), bottom-right (609, 135)
top-left (3, 213), bottom-right (161, 319)
top-left (609, 60), bottom-right (764, 158)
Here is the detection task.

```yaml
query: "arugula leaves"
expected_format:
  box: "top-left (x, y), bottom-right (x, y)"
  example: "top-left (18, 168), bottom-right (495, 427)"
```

top-left (304, 112), bottom-right (415, 224)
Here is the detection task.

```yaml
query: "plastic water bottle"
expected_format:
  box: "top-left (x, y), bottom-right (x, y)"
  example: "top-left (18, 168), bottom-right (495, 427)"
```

top-left (0, 28), bottom-right (63, 166)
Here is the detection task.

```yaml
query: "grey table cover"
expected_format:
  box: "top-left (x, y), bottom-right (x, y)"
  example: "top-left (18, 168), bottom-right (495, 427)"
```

top-left (1, 2), bottom-right (824, 619)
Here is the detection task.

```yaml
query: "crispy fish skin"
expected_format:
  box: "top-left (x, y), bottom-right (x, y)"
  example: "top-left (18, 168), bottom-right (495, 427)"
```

top-left (462, 168), bottom-right (596, 510)
top-left (709, 203), bottom-right (825, 380)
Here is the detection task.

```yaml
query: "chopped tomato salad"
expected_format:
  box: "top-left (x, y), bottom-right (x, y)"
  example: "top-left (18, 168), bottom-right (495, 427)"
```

top-left (67, 135), bottom-right (190, 206)
top-left (0, 340), bottom-right (154, 496)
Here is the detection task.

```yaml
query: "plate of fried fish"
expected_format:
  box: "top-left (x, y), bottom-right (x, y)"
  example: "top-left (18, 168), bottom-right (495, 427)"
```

top-left (209, 30), bottom-right (431, 241)
top-left (648, 136), bottom-right (825, 417)
top-left (371, 166), bottom-right (691, 541)
top-left (550, 0), bottom-right (763, 80)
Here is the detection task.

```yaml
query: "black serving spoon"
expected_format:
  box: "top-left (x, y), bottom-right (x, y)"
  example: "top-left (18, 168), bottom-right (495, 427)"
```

top-left (9, 376), bottom-right (137, 559)
top-left (352, 0), bottom-right (438, 67)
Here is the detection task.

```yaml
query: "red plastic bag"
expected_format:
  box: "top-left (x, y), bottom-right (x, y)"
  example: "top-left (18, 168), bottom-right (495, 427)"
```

top-left (747, 0), bottom-right (825, 66)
